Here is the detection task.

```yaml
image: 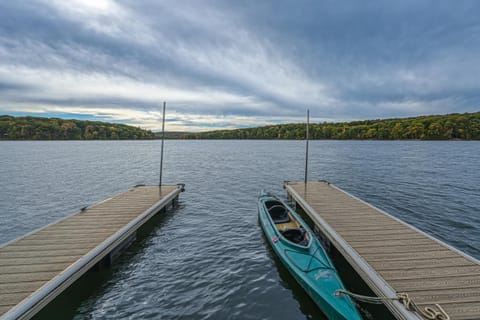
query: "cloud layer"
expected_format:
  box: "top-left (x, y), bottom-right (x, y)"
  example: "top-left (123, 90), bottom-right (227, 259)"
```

top-left (0, 0), bottom-right (479, 130)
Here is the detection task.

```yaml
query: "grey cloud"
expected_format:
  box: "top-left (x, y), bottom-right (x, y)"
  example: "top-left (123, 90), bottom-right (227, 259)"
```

top-left (0, 0), bottom-right (479, 129)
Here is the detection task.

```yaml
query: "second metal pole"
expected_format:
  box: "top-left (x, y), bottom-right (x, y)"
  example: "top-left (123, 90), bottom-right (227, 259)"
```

top-left (159, 101), bottom-right (166, 186)
top-left (304, 109), bottom-right (309, 184)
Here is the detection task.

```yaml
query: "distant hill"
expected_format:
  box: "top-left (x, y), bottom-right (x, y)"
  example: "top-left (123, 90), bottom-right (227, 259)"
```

top-left (0, 115), bottom-right (155, 140)
top-left (180, 112), bottom-right (480, 140)
top-left (2, 112), bottom-right (479, 140)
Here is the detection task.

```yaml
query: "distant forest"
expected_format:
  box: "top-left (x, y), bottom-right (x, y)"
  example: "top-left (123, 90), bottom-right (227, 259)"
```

top-left (1, 112), bottom-right (479, 140)
top-left (181, 112), bottom-right (480, 140)
top-left (0, 115), bottom-right (155, 140)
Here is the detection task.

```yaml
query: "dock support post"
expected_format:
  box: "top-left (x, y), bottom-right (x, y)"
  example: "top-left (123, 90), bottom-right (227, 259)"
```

top-left (304, 109), bottom-right (309, 184)
top-left (159, 101), bottom-right (166, 187)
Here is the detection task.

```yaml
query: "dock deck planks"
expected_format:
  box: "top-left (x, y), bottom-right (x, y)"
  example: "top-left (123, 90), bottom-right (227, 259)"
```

top-left (285, 181), bottom-right (480, 320)
top-left (0, 185), bottom-right (182, 320)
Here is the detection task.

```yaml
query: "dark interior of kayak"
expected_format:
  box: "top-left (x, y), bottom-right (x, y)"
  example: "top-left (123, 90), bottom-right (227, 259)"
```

top-left (265, 200), bottom-right (310, 246)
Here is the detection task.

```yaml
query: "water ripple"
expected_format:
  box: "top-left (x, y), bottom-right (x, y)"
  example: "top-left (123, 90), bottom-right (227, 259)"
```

top-left (0, 140), bottom-right (478, 319)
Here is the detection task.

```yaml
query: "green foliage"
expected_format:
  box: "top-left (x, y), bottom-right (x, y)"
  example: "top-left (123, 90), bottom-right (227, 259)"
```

top-left (0, 115), bottom-right (155, 140)
top-left (2, 112), bottom-right (479, 140)
top-left (180, 112), bottom-right (480, 140)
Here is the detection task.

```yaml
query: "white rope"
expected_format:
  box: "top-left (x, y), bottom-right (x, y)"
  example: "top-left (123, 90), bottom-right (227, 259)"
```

top-left (397, 293), bottom-right (450, 320)
top-left (334, 289), bottom-right (389, 304)
top-left (335, 290), bottom-right (450, 320)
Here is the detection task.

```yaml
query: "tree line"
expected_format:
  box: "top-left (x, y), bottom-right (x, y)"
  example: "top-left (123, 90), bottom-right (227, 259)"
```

top-left (0, 115), bottom-right (155, 140)
top-left (180, 112), bottom-right (480, 140)
top-left (2, 112), bottom-right (479, 140)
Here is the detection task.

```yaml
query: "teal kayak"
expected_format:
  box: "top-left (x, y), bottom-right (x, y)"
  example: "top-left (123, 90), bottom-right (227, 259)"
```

top-left (258, 193), bottom-right (362, 320)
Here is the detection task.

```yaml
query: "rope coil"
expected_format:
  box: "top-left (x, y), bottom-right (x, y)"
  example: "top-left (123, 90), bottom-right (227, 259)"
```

top-left (335, 290), bottom-right (450, 320)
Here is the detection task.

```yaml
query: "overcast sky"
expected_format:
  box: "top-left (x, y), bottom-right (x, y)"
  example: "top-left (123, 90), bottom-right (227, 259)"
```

top-left (0, 1), bottom-right (479, 131)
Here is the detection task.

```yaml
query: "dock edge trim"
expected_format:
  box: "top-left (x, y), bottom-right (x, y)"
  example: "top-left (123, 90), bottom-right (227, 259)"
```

top-left (328, 183), bottom-right (480, 265)
top-left (1, 185), bottom-right (183, 320)
top-left (284, 182), bottom-right (420, 320)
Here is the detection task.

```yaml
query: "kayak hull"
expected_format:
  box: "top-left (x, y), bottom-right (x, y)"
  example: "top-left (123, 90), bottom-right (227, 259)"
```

top-left (258, 194), bottom-right (361, 320)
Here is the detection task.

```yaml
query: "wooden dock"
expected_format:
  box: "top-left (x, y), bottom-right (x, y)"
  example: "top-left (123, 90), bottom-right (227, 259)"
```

top-left (0, 184), bottom-right (183, 320)
top-left (285, 181), bottom-right (480, 320)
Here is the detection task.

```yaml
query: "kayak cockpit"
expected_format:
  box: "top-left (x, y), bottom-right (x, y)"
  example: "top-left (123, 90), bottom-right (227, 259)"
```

top-left (268, 204), bottom-right (290, 223)
top-left (281, 228), bottom-right (308, 246)
top-left (265, 200), bottom-right (310, 247)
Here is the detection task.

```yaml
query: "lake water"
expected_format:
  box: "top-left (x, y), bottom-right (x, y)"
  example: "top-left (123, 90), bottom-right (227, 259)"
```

top-left (0, 140), bottom-right (479, 319)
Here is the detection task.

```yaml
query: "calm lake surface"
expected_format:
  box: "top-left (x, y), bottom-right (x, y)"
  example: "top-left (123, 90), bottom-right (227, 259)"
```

top-left (0, 140), bottom-right (479, 319)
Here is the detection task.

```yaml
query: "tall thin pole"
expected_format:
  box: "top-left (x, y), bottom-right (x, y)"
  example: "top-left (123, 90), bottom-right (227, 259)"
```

top-left (304, 109), bottom-right (309, 184)
top-left (159, 101), bottom-right (166, 186)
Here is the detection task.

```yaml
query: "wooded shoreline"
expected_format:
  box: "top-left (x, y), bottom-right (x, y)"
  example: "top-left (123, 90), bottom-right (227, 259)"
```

top-left (1, 112), bottom-right (479, 140)
top-left (181, 112), bottom-right (480, 140)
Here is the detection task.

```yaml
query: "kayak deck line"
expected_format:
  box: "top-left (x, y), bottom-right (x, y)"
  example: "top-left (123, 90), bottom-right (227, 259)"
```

top-left (285, 181), bottom-right (480, 320)
top-left (283, 247), bottom-right (332, 272)
top-left (0, 184), bottom-right (184, 320)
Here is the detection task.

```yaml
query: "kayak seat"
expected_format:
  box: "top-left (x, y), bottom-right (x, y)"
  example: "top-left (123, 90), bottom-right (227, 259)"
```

top-left (282, 228), bottom-right (307, 245)
top-left (269, 205), bottom-right (291, 224)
